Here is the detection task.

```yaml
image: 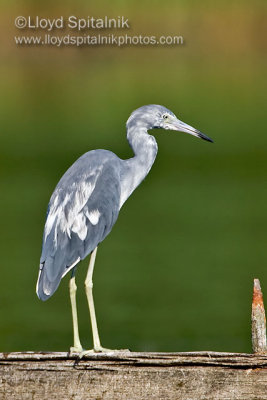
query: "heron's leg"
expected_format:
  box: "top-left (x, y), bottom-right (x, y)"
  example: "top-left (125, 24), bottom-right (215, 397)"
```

top-left (82, 247), bottom-right (112, 354)
top-left (84, 247), bottom-right (102, 350)
top-left (80, 247), bottom-right (130, 357)
top-left (69, 270), bottom-right (83, 354)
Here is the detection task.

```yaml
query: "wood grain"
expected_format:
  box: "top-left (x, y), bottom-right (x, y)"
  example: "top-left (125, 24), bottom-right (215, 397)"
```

top-left (0, 351), bottom-right (267, 399)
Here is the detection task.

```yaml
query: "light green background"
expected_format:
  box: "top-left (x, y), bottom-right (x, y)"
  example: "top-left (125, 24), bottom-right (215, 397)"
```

top-left (1, 1), bottom-right (266, 353)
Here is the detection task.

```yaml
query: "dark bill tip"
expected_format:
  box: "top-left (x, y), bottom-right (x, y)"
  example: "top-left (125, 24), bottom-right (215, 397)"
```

top-left (197, 131), bottom-right (213, 143)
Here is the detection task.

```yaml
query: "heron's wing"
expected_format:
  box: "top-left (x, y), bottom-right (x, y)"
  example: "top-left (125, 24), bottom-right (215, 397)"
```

top-left (37, 152), bottom-right (121, 301)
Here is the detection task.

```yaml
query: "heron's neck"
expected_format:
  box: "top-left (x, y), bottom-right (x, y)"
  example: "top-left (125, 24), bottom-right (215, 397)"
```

top-left (119, 126), bottom-right (158, 208)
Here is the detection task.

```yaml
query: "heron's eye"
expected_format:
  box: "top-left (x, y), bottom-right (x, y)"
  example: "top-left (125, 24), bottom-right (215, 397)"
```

top-left (163, 114), bottom-right (168, 120)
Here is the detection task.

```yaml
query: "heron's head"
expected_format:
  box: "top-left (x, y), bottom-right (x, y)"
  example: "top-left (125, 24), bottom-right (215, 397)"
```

top-left (127, 104), bottom-right (213, 142)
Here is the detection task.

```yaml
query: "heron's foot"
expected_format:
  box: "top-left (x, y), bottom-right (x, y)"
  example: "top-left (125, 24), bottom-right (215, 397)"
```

top-left (69, 345), bottom-right (83, 355)
top-left (79, 346), bottom-right (130, 358)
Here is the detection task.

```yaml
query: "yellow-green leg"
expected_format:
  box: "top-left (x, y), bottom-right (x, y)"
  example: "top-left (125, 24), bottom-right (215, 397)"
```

top-left (80, 247), bottom-right (115, 357)
top-left (69, 276), bottom-right (83, 353)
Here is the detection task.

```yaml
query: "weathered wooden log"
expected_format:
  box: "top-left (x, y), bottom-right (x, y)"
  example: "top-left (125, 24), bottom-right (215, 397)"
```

top-left (0, 351), bottom-right (267, 399)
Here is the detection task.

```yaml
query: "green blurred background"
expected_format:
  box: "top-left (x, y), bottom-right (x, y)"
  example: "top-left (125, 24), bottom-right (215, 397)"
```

top-left (1, 0), bottom-right (266, 353)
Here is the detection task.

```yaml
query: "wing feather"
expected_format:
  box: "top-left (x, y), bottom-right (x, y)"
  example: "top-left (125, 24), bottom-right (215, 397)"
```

top-left (37, 150), bottom-right (121, 301)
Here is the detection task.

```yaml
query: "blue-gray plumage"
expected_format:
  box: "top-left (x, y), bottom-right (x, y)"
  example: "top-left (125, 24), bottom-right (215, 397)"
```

top-left (37, 151), bottom-right (121, 300)
top-left (36, 104), bottom-right (212, 354)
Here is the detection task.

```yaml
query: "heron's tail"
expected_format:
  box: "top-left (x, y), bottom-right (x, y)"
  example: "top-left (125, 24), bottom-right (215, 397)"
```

top-left (36, 257), bottom-right (62, 301)
top-left (36, 255), bottom-right (81, 301)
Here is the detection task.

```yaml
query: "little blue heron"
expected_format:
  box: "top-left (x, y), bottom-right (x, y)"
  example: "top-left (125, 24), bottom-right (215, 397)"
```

top-left (36, 104), bottom-right (212, 355)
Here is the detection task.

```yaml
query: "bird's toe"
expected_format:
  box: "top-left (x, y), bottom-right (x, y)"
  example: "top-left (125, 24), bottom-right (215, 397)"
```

top-left (78, 346), bottom-right (131, 358)
top-left (69, 345), bottom-right (84, 355)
